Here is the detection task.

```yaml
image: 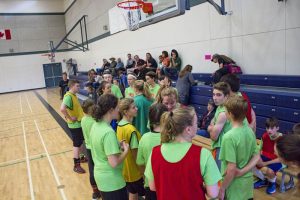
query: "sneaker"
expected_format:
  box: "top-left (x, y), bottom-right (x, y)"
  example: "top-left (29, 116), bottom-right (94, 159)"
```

top-left (73, 164), bottom-right (86, 174)
top-left (92, 191), bottom-right (101, 200)
top-left (266, 182), bottom-right (276, 194)
top-left (254, 179), bottom-right (269, 189)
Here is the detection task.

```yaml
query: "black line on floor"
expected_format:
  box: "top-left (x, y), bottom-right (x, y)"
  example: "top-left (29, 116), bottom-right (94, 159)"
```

top-left (34, 91), bottom-right (72, 139)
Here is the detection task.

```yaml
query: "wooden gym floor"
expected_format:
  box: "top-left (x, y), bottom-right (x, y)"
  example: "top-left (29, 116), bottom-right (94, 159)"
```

top-left (0, 88), bottom-right (299, 200)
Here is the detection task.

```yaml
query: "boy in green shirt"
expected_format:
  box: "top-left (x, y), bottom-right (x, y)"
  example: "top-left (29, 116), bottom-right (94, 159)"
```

top-left (60, 80), bottom-right (86, 174)
top-left (207, 82), bottom-right (231, 169)
top-left (218, 96), bottom-right (259, 200)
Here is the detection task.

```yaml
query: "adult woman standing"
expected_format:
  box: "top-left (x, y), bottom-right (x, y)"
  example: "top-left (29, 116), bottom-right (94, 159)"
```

top-left (90, 94), bottom-right (129, 200)
top-left (176, 65), bottom-right (196, 105)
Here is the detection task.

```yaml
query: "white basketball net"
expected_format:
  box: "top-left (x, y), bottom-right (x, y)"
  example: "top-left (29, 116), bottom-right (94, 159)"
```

top-left (119, 1), bottom-right (141, 31)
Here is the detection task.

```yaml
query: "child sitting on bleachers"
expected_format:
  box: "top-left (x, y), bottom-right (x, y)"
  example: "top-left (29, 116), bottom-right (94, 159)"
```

top-left (254, 117), bottom-right (283, 194)
top-left (197, 100), bottom-right (216, 138)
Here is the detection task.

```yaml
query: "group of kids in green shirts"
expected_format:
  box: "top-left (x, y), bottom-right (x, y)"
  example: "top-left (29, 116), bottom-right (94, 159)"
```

top-left (61, 71), bottom-right (286, 200)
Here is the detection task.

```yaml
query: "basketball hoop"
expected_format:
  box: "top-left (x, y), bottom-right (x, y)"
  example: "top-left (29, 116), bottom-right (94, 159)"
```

top-left (41, 52), bottom-right (55, 63)
top-left (117, 0), bottom-right (153, 31)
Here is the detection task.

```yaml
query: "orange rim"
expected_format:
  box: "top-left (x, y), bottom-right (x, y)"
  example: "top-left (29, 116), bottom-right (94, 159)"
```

top-left (117, 0), bottom-right (143, 10)
top-left (117, 0), bottom-right (153, 14)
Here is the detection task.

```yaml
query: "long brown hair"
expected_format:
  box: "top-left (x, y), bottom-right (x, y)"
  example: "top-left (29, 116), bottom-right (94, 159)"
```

top-left (276, 134), bottom-right (300, 167)
top-left (92, 94), bottom-right (118, 121)
top-left (149, 103), bottom-right (168, 132)
top-left (179, 65), bottom-right (193, 78)
top-left (155, 85), bottom-right (178, 103)
top-left (160, 107), bottom-right (195, 143)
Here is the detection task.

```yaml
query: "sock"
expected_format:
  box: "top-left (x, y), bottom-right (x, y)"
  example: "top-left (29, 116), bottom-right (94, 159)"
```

top-left (253, 167), bottom-right (265, 180)
top-left (267, 176), bottom-right (277, 183)
top-left (73, 158), bottom-right (80, 165)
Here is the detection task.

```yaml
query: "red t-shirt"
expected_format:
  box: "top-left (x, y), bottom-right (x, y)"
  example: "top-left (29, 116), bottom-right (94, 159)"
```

top-left (261, 132), bottom-right (282, 160)
top-left (241, 92), bottom-right (252, 124)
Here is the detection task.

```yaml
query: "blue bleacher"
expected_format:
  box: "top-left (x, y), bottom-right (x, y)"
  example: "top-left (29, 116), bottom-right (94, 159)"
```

top-left (69, 72), bottom-right (93, 97)
top-left (192, 73), bottom-right (300, 89)
top-left (190, 74), bottom-right (300, 139)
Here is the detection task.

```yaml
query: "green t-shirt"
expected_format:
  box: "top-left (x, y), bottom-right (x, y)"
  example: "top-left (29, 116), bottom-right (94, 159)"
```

top-left (133, 94), bottom-right (153, 135)
top-left (219, 125), bottom-right (258, 200)
top-left (111, 84), bottom-right (123, 99)
top-left (63, 95), bottom-right (81, 128)
top-left (145, 143), bottom-right (221, 187)
top-left (90, 120), bottom-right (125, 192)
top-left (125, 86), bottom-right (135, 98)
top-left (81, 115), bottom-right (95, 149)
top-left (149, 84), bottom-right (160, 98)
top-left (136, 131), bottom-right (161, 187)
top-left (211, 105), bottom-right (232, 149)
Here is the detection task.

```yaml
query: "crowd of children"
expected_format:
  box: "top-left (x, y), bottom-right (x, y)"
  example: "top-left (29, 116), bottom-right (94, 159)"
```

top-left (60, 58), bottom-right (300, 200)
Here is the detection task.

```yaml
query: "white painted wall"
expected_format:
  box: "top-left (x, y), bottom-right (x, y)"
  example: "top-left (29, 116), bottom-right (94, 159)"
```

top-left (64, 0), bottom-right (300, 75)
top-left (0, 53), bottom-right (67, 93)
top-left (0, 0), bottom-right (64, 13)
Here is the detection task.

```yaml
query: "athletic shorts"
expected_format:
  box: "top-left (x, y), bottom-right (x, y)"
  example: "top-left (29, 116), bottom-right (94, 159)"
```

top-left (145, 187), bottom-right (157, 200)
top-left (261, 155), bottom-right (283, 173)
top-left (69, 127), bottom-right (84, 147)
top-left (126, 178), bottom-right (145, 196)
top-left (101, 187), bottom-right (128, 200)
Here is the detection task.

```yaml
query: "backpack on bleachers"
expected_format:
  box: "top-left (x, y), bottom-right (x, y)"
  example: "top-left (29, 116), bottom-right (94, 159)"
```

top-left (225, 64), bottom-right (243, 74)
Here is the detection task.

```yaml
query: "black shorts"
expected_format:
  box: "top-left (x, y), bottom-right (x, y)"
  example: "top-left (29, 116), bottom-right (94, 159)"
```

top-left (101, 187), bottom-right (128, 200)
top-left (126, 178), bottom-right (145, 196)
top-left (69, 127), bottom-right (84, 147)
top-left (145, 187), bottom-right (157, 200)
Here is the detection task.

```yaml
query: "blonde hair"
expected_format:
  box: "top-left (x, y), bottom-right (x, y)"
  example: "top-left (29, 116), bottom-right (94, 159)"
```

top-left (155, 85), bottom-right (178, 103)
top-left (119, 98), bottom-right (134, 117)
top-left (160, 107), bottom-right (195, 143)
top-left (224, 95), bottom-right (248, 122)
top-left (133, 80), bottom-right (152, 101)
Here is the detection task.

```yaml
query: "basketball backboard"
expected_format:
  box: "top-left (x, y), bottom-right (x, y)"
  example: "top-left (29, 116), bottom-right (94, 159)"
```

top-left (110, 0), bottom-right (186, 33)
top-left (139, 0), bottom-right (186, 26)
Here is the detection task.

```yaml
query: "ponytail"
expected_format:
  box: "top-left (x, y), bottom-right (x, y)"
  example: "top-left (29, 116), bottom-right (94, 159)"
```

top-left (160, 107), bottom-right (195, 143)
top-left (92, 94), bottom-right (118, 121)
top-left (133, 80), bottom-right (153, 101)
